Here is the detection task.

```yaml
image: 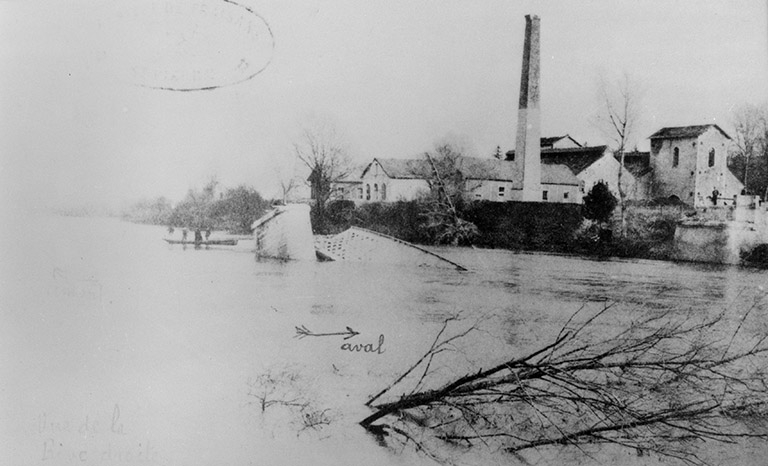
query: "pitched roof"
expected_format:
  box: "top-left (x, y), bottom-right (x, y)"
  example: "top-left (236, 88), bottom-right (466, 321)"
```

top-left (649, 124), bottom-right (731, 140)
top-left (541, 163), bottom-right (581, 186)
top-left (454, 156), bottom-right (518, 182)
top-left (458, 156), bottom-right (579, 186)
top-left (362, 158), bottom-right (432, 179)
top-left (614, 151), bottom-right (652, 178)
top-left (539, 145), bottom-right (609, 175)
top-left (334, 164), bottom-right (367, 183)
top-left (540, 135), bottom-right (582, 148)
top-left (364, 156), bottom-right (579, 186)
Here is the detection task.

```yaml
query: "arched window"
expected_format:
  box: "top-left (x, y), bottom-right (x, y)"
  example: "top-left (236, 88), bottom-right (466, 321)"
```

top-left (381, 183), bottom-right (387, 201)
top-left (365, 184), bottom-right (371, 200)
top-left (374, 184), bottom-right (379, 200)
top-left (673, 147), bottom-right (679, 167)
top-left (709, 148), bottom-right (715, 167)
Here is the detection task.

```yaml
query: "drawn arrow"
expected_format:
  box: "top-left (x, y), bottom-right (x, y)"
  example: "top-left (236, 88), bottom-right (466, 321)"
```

top-left (294, 325), bottom-right (360, 340)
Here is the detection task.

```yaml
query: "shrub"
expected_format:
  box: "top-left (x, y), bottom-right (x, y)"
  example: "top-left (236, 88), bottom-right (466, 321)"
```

top-left (583, 181), bottom-right (617, 223)
top-left (463, 201), bottom-right (583, 251)
top-left (742, 244), bottom-right (768, 268)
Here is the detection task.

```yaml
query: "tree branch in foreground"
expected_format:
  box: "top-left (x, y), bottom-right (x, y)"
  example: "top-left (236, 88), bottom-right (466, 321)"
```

top-left (360, 301), bottom-right (768, 465)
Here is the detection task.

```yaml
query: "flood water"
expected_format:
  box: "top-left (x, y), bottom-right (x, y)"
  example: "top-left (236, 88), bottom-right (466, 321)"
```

top-left (2, 213), bottom-right (766, 466)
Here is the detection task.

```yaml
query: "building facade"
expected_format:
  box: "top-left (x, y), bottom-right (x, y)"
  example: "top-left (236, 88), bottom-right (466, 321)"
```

top-left (353, 155), bottom-right (581, 204)
top-left (359, 158), bottom-right (431, 203)
top-left (649, 125), bottom-right (743, 207)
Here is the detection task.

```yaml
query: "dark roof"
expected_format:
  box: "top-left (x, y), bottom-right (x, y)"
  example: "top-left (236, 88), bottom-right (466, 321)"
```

top-left (457, 156), bottom-right (578, 186)
top-left (454, 156), bottom-right (518, 182)
top-left (541, 164), bottom-right (581, 186)
top-left (540, 135), bottom-right (582, 148)
top-left (538, 146), bottom-right (609, 175)
top-left (615, 151), bottom-right (652, 178)
top-left (649, 124), bottom-right (731, 140)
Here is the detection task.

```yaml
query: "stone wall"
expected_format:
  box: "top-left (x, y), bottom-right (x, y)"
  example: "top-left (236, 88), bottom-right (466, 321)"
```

top-left (674, 221), bottom-right (730, 263)
top-left (673, 195), bottom-right (768, 264)
top-left (651, 136), bottom-right (698, 203)
top-left (693, 127), bottom-right (739, 207)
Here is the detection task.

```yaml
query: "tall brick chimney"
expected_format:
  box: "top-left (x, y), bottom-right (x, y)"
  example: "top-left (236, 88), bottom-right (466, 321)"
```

top-left (515, 14), bottom-right (541, 202)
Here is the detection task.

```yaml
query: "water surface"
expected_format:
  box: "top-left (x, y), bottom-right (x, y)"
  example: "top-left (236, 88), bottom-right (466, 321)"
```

top-left (2, 214), bottom-right (765, 466)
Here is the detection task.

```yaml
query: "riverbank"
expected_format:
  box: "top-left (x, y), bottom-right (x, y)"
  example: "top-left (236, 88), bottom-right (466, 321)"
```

top-left (319, 200), bottom-right (690, 263)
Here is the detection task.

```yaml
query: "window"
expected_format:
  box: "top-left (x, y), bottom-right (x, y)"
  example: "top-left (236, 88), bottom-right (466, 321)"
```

top-left (381, 183), bottom-right (387, 201)
top-left (358, 187), bottom-right (363, 199)
top-left (673, 147), bottom-right (679, 167)
top-left (542, 190), bottom-right (548, 201)
top-left (374, 184), bottom-right (378, 200)
top-left (563, 192), bottom-right (569, 200)
top-left (365, 184), bottom-right (370, 200)
top-left (709, 149), bottom-right (715, 167)
top-left (498, 186), bottom-right (505, 198)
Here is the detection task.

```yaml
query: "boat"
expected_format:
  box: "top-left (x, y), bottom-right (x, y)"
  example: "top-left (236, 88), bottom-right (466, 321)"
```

top-left (163, 238), bottom-right (238, 246)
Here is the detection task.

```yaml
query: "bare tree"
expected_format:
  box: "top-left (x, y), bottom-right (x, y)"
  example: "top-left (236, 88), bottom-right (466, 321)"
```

top-left (418, 142), bottom-right (482, 246)
top-left (273, 163), bottom-right (302, 205)
top-left (594, 73), bottom-right (644, 237)
top-left (361, 299), bottom-right (768, 465)
top-left (731, 103), bottom-right (768, 197)
top-left (293, 117), bottom-right (352, 226)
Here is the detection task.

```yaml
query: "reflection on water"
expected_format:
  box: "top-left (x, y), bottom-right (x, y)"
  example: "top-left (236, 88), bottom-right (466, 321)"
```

top-left (1, 214), bottom-right (765, 466)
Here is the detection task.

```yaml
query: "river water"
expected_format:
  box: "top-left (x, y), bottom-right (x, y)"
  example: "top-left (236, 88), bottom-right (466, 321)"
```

top-left (1, 213), bottom-right (766, 466)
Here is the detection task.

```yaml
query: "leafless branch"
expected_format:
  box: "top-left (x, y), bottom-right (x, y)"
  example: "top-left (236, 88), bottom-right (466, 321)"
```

top-left (361, 298), bottom-right (768, 465)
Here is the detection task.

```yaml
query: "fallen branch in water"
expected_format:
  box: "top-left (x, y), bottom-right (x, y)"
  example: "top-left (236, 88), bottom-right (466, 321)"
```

top-left (361, 298), bottom-right (768, 465)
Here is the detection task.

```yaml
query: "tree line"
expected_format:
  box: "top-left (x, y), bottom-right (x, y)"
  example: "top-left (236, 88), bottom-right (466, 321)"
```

top-left (731, 102), bottom-right (768, 199)
top-left (121, 179), bottom-right (271, 234)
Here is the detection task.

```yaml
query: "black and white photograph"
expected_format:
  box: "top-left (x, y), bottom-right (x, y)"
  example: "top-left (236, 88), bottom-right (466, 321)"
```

top-left (2, 1), bottom-right (768, 465)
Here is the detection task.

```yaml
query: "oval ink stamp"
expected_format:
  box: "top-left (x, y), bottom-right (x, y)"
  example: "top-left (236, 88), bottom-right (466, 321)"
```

top-left (123, 0), bottom-right (274, 91)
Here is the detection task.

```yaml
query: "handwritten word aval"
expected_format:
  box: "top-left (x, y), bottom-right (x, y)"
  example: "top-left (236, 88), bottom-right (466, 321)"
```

top-left (341, 334), bottom-right (385, 355)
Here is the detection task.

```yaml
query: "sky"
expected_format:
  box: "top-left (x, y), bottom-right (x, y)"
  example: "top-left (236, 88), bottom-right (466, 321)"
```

top-left (1, 0), bottom-right (767, 211)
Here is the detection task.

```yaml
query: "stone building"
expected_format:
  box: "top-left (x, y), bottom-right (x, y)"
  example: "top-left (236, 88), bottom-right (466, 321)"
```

top-left (649, 125), bottom-right (744, 207)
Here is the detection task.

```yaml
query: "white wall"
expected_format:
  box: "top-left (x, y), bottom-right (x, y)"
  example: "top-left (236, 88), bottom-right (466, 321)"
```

top-left (541, 184), bottom-right (581, 203)
top-left (694, 128), bottom-right (743, 207)
top-left (359, 161), bottom-right (429, 202)
top-left (579, 153), bottom-right (621, 198)
top-left (467, 180), bottom-right (517, 202)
